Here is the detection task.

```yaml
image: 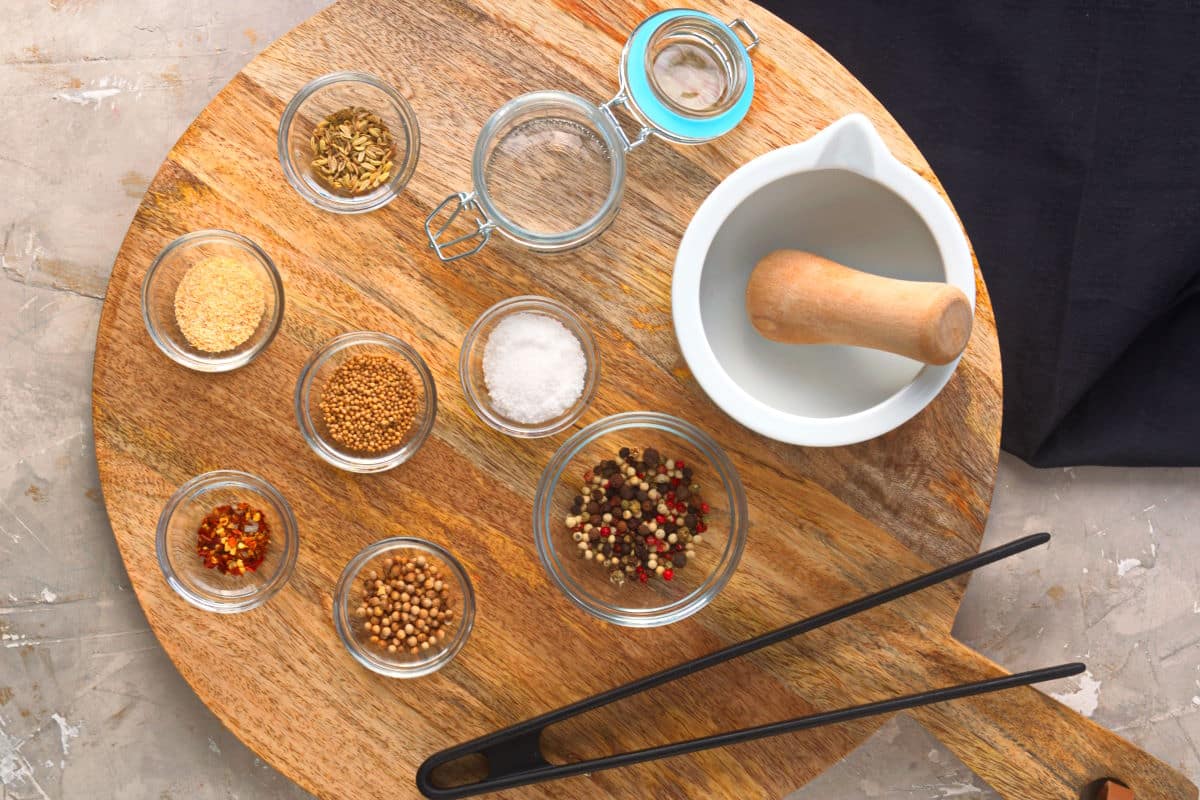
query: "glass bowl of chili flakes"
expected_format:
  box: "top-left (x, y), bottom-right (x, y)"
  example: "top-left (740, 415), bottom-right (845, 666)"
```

top-left (156, 470), bottom-right (299, 613)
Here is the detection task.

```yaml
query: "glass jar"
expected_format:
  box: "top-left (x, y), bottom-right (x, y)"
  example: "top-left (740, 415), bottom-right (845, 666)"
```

top-left (426, 9), bottom-right (759, 262)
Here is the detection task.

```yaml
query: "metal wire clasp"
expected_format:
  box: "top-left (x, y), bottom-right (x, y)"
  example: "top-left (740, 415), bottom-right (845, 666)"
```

top-left (425, 191), bottom-right (495, 263)
top-left (599, 93), bottom-right (650, 152)
top-left (728, 18), bottom-right (760, 52)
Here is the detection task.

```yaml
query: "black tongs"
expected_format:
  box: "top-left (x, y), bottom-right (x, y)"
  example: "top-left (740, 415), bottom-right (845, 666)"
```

top-left (417, 533), bottom-right (1081, 798)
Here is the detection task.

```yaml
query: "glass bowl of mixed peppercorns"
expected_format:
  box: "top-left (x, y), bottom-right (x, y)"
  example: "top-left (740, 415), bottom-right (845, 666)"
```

top-left (156, 470), bottom-right (299, 613)
top-left (295, 331), bottom-right (438, 473)
top-left (333, 537), bottom-right (476, 678)
top-left (533, 411), bottom-right (747, 627)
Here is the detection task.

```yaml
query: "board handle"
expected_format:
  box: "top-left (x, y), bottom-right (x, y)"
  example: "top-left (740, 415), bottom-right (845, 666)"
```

top-left (911, 637), bottom-right (1195, 799)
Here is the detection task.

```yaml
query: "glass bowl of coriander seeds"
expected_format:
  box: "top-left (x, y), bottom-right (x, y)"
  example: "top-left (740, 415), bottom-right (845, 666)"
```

top-left (156, 470), bottom-right (300, 613)
top-left (334, 537), bottom-right (476, 678)
top-left (142, 230), bottom-right (285, 372)
top-left (533, 411), bottom-right (747, 627)
top-left (278, 71), bottom-right (421, 214)
top-left (295, 331), bottom-right (437, 473)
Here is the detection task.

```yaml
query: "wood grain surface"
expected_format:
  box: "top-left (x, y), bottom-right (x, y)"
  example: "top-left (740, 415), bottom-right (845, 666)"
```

top-left (90, 1), bottom-right (1198, 798)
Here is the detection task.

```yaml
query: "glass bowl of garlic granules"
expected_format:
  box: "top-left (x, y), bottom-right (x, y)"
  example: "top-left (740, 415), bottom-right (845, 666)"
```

top-left (142, 229), bottom-right (285, 372)
top-left (278, 71), bottom-right (421, 214)
top-left (294, 331), bottom-right (438, 473)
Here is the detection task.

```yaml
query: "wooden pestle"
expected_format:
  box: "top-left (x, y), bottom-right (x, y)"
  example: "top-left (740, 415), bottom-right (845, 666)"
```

top-left (745, 249), bottom-right (973, 365)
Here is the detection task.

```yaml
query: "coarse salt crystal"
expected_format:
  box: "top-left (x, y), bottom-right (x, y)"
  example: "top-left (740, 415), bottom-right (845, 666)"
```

top-left (482, 312), bottom-right (586, 424)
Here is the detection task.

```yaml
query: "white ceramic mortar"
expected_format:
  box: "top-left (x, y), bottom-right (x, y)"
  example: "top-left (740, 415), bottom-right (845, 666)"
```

top-left (672, 113), bottom-right (975, 446)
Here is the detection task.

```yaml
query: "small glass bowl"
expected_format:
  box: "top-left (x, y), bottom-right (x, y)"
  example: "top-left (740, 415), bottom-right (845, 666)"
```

top-left (533, 411), bottom-right (747, 627)
top-left (156, 470), bottom-right (299, 613)
top-left (142, 230), bottom-right (284, 372)
top-left (459, 295), bottom-right (600, 438)
top-left (295, 331), bottom-right (437, 473)
top-left (278, 71), bottom-right (420, 214)
top-left (333, 537), bottom-right (476, 678)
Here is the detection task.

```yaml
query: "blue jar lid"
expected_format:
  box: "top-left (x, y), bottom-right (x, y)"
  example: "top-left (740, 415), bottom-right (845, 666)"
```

top-left (622, 9), bottom-right (755, 143)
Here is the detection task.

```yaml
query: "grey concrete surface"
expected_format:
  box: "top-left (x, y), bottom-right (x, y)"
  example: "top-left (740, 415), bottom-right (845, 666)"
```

top-left (1, 2), bottom-right (1196, 799)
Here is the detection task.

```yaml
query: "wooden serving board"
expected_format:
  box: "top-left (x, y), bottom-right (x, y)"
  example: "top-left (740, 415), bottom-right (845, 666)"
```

top-left (91, 1), bottom-right (1197, 798)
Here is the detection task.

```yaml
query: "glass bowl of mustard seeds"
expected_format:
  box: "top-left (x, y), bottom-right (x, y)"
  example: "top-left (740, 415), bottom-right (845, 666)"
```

top-left (295, 331), bottom-right (437, 473)
top-left (278, 71), bottom-right (421, 214)
top-left (333, 537), bottom-right (475, 678)
top-left (142, 230), bottom-right (285, 372)
top-left (156, 470), bottom-right (299, 613)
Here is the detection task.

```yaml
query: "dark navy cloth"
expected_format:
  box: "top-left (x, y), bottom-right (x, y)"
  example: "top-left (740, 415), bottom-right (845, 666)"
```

top-left (757, 1), bottom-right (1200, 466)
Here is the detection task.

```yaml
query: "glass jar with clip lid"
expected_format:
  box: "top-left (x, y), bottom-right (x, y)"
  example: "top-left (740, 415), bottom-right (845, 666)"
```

top-left (425, 9), bottom-right (760, 262)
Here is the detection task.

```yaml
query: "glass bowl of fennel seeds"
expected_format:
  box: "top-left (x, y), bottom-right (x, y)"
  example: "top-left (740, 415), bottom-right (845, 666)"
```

top-left (278, 71), bottom-right (421, 214)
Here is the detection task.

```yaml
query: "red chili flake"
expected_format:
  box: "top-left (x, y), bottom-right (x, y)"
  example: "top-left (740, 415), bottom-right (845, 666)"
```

top-left (196, 502), bottom-right (269, 576)
top-left (662, 569), bottom-right (674, 581)
top-left (676, 461), bottom-right (685, 469)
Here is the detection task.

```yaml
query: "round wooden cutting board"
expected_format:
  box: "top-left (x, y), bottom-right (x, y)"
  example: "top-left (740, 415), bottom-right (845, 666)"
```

top-left (92, 1), bottom-right (1197, 798)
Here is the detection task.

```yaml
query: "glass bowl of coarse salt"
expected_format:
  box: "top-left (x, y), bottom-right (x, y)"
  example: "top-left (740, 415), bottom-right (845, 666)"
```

top-left (295, 331), bottom-right (438, 473)
top-left (142, 229), bottom-right (285, 372)
top-left (459, 295), bottom-right (600, 438)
